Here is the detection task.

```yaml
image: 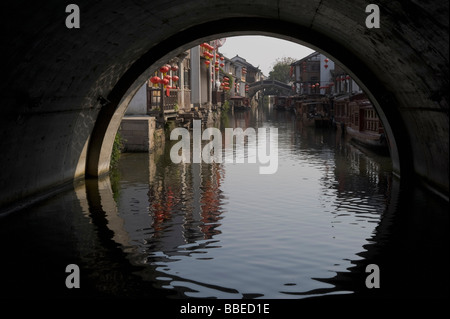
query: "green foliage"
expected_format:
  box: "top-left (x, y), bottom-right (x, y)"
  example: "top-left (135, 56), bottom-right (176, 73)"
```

top-left (268, 57), bottom-right (296, 84)
top-left (110, 131), bottom-right (124, 169)
top-left (222, 100), bottom-right (230, 112)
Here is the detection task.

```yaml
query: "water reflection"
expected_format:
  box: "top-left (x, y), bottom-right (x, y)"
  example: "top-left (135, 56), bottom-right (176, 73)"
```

top-left (0, 100), bottom-right (448, 299)
top-left (107, 103), bottom-right (395, 298)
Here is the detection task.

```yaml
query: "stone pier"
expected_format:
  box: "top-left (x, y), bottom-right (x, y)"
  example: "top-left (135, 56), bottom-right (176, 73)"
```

top-left (119, 116), bottom-right (164, 152)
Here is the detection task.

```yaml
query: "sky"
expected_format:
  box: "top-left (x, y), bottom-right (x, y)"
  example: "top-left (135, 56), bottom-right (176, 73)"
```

top-left (217, 36), bottom-right (315, 76)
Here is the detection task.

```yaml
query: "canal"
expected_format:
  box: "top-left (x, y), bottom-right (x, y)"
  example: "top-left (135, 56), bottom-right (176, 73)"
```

top-left (0, 100), bottom-right (448, 300)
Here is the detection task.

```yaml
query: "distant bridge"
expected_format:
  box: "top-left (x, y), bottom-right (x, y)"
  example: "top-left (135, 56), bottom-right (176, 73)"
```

top-left (247, 79), bottom-right (293, 97)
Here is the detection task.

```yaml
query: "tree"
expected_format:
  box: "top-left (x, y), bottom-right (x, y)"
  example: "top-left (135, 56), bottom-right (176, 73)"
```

top-left (268, 57), bottom-right (296, 84)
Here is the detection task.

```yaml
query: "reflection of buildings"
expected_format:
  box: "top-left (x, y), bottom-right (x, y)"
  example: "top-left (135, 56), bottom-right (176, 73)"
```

top-left (148, 160), bottom-right (225, 244)
top-left (112, 142), bottom-right (226, 261)
top-left (292, 110), bottom-right (392, 200)
top-left (333, 134), bottom-right (392, 198)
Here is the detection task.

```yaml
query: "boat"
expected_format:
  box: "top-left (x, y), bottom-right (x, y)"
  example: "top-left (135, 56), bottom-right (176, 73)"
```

top-left (343, 93), bottom-right (389, 153)
top-left (294, 95), bottom-right (332, 127)
top-left (274, 96), bottom-right (288, 110)
top-left (230, 96), bottom-right (251, 111)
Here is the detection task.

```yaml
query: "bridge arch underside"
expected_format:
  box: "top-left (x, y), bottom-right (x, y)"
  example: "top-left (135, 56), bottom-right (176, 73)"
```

top-left (0, 0), bottom-right (448, 210)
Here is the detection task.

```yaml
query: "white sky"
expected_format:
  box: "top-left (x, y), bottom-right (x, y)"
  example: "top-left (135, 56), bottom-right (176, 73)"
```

top-left (217, 36), bottom-right (315, 76)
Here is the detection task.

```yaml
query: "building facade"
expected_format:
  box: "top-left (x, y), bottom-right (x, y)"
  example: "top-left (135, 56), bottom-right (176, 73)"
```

top-left (291, 51), bottom-right (362, 96)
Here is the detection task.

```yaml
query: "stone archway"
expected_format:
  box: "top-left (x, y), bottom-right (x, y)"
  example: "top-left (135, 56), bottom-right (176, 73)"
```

top-left (0, 1), bottom-right (447, 210)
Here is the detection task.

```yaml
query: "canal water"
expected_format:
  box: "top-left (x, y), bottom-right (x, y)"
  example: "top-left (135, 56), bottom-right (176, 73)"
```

top-left (0, 100), bottom-right (448, 300)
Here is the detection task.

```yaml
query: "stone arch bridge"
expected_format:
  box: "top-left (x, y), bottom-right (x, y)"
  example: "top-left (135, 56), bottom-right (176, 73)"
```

top-left (247, 79), bottom-right (293, 97)
top-left (0, 0), bottom-right (448, 213)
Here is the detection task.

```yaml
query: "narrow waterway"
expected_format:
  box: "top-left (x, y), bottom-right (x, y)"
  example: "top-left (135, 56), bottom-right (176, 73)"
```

top-left (1, 100), bottom-right (448, 300)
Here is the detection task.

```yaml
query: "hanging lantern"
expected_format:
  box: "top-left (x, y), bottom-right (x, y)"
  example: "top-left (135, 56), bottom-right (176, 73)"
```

top-left (171, 65), bottom-right (179, 72)
top-left (215, 67), bottom-right (219, 72)
top-left (172, 75), bottom-right (179, 82)
top-left (161, 78), bottom-right (169, 88)
top-left (220, 63), bottom-right (224, 68)
top-left (150, 76), bottom-right (161, 87)
top-left (203, 43), bottom-right (213, 51)
top-left (324, 64), bottom-right (328, 69)
top-left (159, 66), bottom-right (170, 75)
top-left (204, 60), bottom-right (210, 67)
top-left (324, 58), bottom-right (329, 63)
top-left (220, 56), bottom-right (224, 61)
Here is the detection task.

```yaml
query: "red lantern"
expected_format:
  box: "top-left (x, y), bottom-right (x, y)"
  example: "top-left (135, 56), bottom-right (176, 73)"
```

top-left (324, 58), bottom-right (329, 63)
top-left (220, 56), bottom-right (224, 61)
top-left (324, 64), bottom-right (328, 69)
top-left (220, 63), bottom-right (224, 68)
top-left (204, 60), bottom-right (210, 67)
top-left (215, 67), bottom-right (219, 72)
top-left (159, 66), bottom-right (169, 74)
top-left (171, 65), bottom-right (179, 72)
top-left (172, 75), bottom-right (179, 82)
top-left (150, 76), bottom-right (161, 87)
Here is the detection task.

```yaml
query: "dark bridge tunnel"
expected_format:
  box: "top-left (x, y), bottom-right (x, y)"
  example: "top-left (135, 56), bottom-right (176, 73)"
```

top-left (0, 0), bottom-right (448, 212)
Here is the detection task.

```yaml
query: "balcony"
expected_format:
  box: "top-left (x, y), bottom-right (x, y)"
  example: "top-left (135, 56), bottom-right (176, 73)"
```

top-left (147, 87), bottom-right (191, 120)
